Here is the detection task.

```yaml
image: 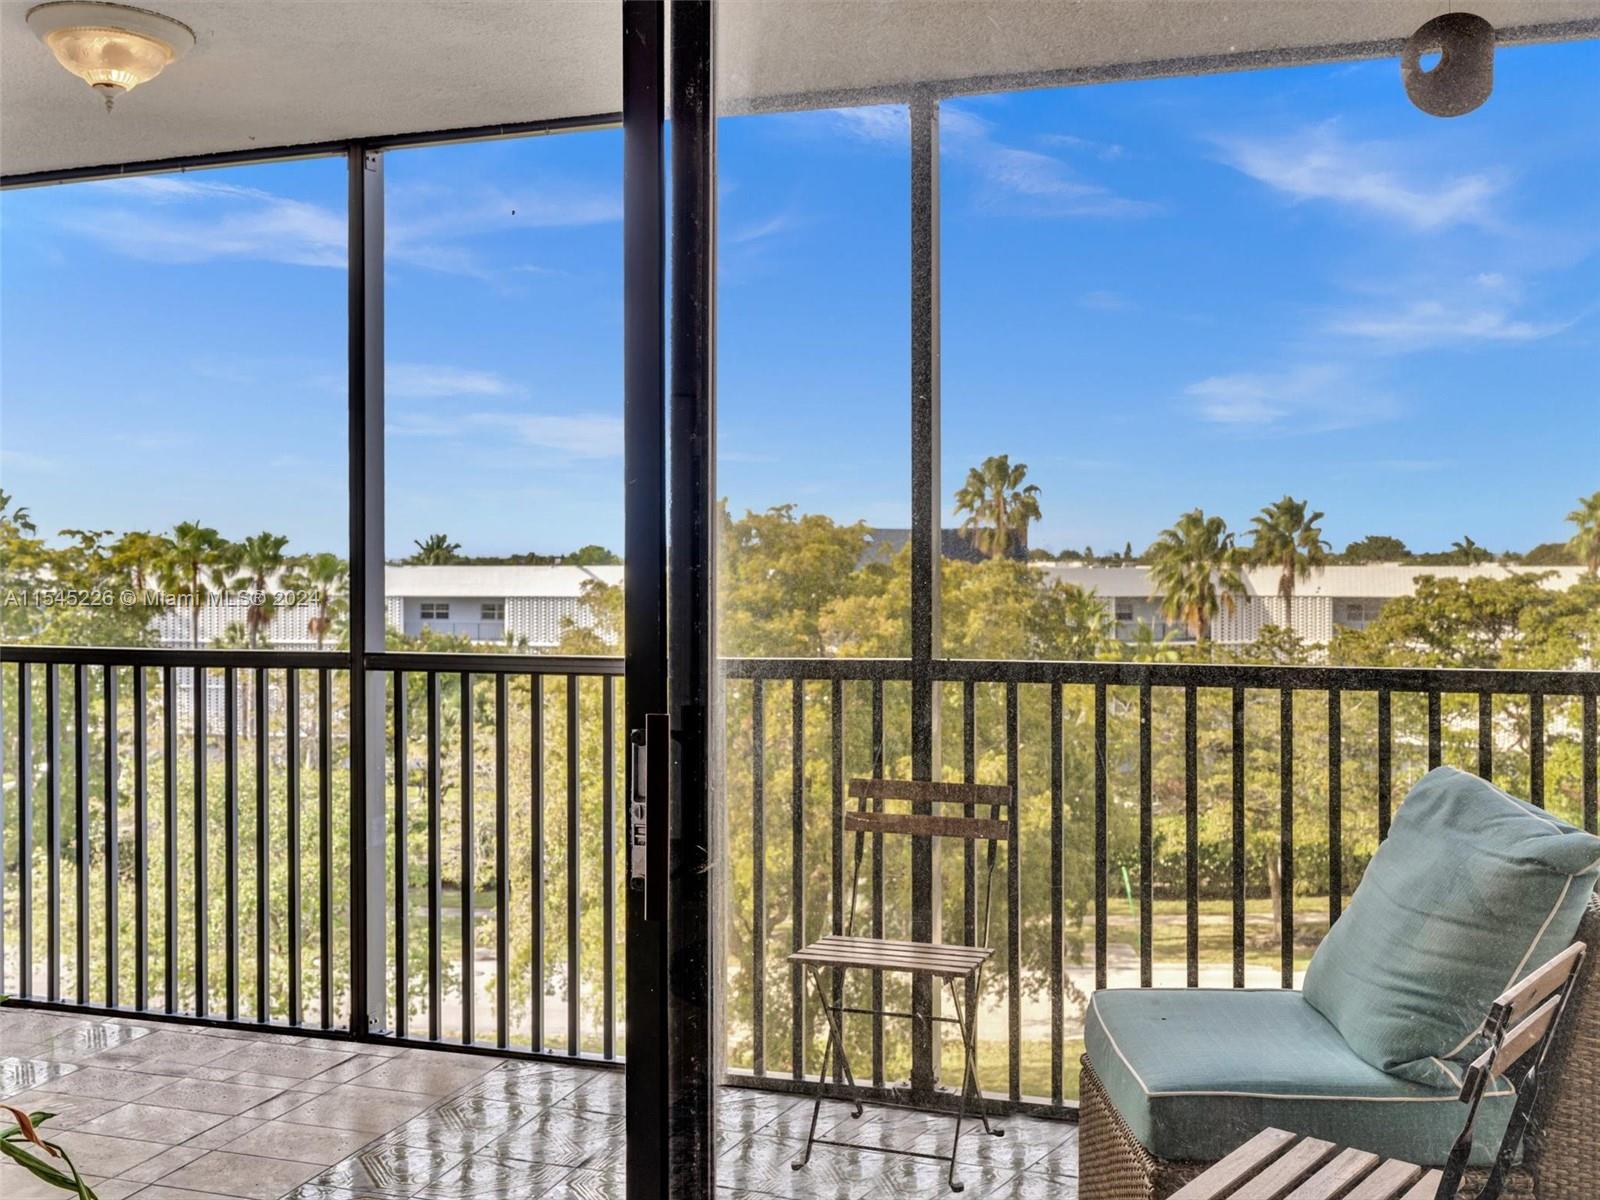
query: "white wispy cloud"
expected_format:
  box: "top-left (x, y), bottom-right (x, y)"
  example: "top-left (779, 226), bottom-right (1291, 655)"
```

top-left (386, 363), bottom-right (520, 399)
top-left (1216, 123), bottom-right (1503, 231)
top-left (1326, 299), bottom-right (1571, 349)
top-left (1079, 290), bottom-right (1134, 312)
top-left (388, 410), bottom-right (620, 458)
top-left (67, 176), bottom-right (345, 267)
top-left (1185, 364), bottom-right (1396, 432)
top-left (56, 173), bottom-right (617, 282)
top-left (826, 102), bottom-right (1156, 219)
top-left (727, 212), bottom-right (801, 245)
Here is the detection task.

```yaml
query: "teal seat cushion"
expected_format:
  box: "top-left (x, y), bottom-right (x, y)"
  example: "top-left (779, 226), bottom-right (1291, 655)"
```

top-left (1084, 988), bottom-right (1514, 1166)
top-left (1303, 766), bottom-right (1600, 1086)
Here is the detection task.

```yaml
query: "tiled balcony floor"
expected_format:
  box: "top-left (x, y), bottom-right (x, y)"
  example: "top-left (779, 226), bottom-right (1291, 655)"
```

top-left (0, 1009), bottom-right (1079, 1199)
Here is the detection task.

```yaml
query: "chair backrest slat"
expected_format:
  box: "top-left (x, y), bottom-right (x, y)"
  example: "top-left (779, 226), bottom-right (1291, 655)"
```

top-left (1487, 940), bottom-right (1585, 1029)
top-left (843, 810), bottom-right (1007, 841)
top-left (1466, 994), bottom-right (1563, 1085)
top-left (847, 778), bottom-right (1012, 808)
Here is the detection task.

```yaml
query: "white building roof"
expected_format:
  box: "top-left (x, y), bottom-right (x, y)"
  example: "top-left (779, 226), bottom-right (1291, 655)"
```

top-left (1038, 563), bottom-right (1585, 600)
top-left (385, 565), bottom-right (624, 599)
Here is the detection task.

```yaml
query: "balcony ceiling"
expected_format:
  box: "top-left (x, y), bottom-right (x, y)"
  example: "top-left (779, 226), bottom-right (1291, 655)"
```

top-left (1, 0), bottom-right (1597, 178)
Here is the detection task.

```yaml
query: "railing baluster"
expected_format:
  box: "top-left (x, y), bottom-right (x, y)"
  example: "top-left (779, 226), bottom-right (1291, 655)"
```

top-left (461, 672), bottom-right (475, 1045)
top-left (1006, 681), bottom-right (1021, 1105)
top-left (789, 678), bottom-right (804, 1081)
top-left (1184, 684), bottom-right (1198, 987)
top-left (870, 677), bottom-right (884, 1087)
top-left (1327, 689), bottom-right (1342, 927)
top-left (530, 673), bottom-right (545, 1050)
top-left (962, 679), bottom-right (977, 1027)
top-left (163, 665), bottom-right (176, 1012)
top-left (1138, 682), bottom-right (1152, 989)
top-left (46, 663), bottom-right (59, 1004)
top-left (194, 665), bottom-right (208, 1017)
top-left (224, 667), bottom-right (238, 1020)
top-left (1478, 691), bottom-right (1493, 780)
top-left (255, 667), bottom-right (269, 1023)
top-left (566, 673), bottom-right (580, 1056)
top-left (602, 674), bottom-right (617, 1060)
top-left (390, 671), bottom-right (404, 1038)
top-left (1377, 689), bottom-right (1392, 842)
top-left (1279, 688), bottom-right (1295, 990)
top-left (1094, 681), bottom-right (1108, 993)
top-left (1584, 694), bottom-right (1597, 836)
top-left (287, 669), bottom-right (302, 1027)
top-left (75, 663), bottom-right (89, 1005)
top-left (751, 680), bottom-right (766, 1077)
top-left (1529, 693), bottom-right (1545, 809)
top-left (133, 667), bottom-right (147, 1011)
top-left (1231, 685), bottom-right (1245, 989)
top-left (1050, 682), bottom-right (1064, 1103)
top-left (17, 662), bottom-right (33, 998)
top-left (103, 664), bottom-right (119, 1008)
top-left (318, 668), bottom-right (332, 1029)
top-left (495, 672), bottom-right (510, 1051)
top-left (1427, 690), bottom-right (1442, 771)
top-left (831, 678), bottom-right (845, 1083)
top-left (426, 670), bottom-right (441, 1040)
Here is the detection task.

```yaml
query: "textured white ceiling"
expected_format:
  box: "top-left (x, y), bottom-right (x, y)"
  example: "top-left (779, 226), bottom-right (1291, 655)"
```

top-left (2, 0), bottom-right (1596, 178)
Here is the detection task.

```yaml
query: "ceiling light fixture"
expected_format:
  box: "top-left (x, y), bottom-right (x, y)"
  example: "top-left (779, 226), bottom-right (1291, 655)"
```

top-left (25, 1), bottom-right (195, 112)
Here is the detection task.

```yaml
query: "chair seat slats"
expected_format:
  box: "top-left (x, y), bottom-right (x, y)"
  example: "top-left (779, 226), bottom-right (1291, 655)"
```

top-left (1342, 1159), bottom-right (1424, 1200)
top-left (1284, 1146), bottom-right (1382, 1200)
top-left (1170, 1128), bottom-right (1300, 1200)
top-left (1232, 1137), bottom-right (1338, 1200)
top-left (1399, 1170), bottom-right (1444, 1200)
top-left (788, 934), bottom-right (992, 978)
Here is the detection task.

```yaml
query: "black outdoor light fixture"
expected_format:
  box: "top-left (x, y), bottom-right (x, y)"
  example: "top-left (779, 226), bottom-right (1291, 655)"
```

top-left (1402, 11), bottom-right (1496, 117)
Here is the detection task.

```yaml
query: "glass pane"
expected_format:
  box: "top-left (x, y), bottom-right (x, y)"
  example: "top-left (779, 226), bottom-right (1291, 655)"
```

top-left (1, 157), bottom-right (347, 650)
top-left (382, 130), bottom-right (624, 656)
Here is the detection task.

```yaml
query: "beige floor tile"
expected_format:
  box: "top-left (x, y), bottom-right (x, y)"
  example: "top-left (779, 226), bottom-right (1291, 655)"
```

top-left (137, 1077), bottom-right (284, 1115)
top-left (275, 1082), bottom-right (434, 1132)
top-left (220, 1118), bottom-right (376, 1165)
top-left (73, 1100), bottom-right (230, 1144)
top-left (210, 1041), bottom-right (357, 1081)
top-left (116, 1141), bottom-right (208, 1183)
top-left (34, 1066), bottom-right (181, 1102)
top-left (354, 1054), bottom-right (494, 1095)
top-left (157, 1149), bottom-right (323, 1199)
top-left (89, 1031), bottom-right (236, 1069)
top-left (43, 1127), bottom-right (167, 1174)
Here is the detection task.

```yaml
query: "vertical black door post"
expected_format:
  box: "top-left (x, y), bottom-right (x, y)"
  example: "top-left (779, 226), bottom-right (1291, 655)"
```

top-left (669, 1), bottom-right (719, 1194)
top-left (623, 1), bottom-right (671, 1197)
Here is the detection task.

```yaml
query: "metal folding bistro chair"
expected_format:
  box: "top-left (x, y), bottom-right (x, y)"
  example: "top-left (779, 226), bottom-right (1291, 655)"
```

top-left (1170, 938), bottom-right (1590, 1200)
top-left (788, 777), bottom-right (1015, 1192)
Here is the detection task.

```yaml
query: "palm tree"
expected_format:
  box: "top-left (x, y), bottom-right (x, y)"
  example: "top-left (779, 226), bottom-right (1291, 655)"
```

top-left (1451, 535), bottom-right (1491, 566)
top-left (285, 552), bottom-right (349, 649)
top-left (1249, 495), bottom-right (1329, 605)
top-left (158, 522), bottom-right (232, 649)
top-left (410, 534), bottom-right (462, 565)
top-left (953, 455), bottom-right (1042, 560)
top-left (110, 530), bottom-right (168, 598)
top-left (1124, 620), bottom-right (1182, 663)
top-left (231, 532), bottom-right (290, 648)
top-left (1567, 491), bottom-right (1600, 576)
top-left (1146, 508), bottom-right (1245, 641)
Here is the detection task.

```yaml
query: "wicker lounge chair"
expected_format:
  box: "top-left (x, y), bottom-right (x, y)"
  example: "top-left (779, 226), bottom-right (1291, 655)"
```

top-left (1079, 889), bottom-right (1599, 1200)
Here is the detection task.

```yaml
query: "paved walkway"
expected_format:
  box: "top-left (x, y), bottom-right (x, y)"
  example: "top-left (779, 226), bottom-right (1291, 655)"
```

top-left (0, 1008), bottom-right (1078, 1198)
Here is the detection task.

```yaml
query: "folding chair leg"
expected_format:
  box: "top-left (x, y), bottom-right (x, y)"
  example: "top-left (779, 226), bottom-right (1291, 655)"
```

top-left (793, 966), bottom-right (862, 1173)
top-left (945, 978), bottom-right (971, 1192)
top-left (951, 974), bottom-right (1004, 1140)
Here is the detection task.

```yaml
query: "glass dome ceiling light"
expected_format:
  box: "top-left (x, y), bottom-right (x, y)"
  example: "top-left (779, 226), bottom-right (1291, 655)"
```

top-left (26, 2), bottom-right (195, 112)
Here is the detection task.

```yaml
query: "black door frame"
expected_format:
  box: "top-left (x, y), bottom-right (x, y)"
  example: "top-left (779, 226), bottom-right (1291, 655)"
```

top-left (624, 2), bottom-right (718, 1197)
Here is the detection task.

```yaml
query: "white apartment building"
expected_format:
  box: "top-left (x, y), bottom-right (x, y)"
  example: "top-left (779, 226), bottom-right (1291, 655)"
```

top-left (152, 562), bottom-right (1583, 652)
top-left (1039, 562), bottom-right (1587, 645)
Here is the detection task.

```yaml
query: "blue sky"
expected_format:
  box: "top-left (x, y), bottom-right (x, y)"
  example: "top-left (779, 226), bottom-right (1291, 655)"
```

top-left (2, 41), bottom-right (1595, 562)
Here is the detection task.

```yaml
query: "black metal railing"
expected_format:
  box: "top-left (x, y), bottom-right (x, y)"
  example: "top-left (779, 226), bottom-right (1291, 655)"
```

top-left (4, 646), bottom-right (1596, 1115)
top-left (721, 657), bottom-right (1600, 1113)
